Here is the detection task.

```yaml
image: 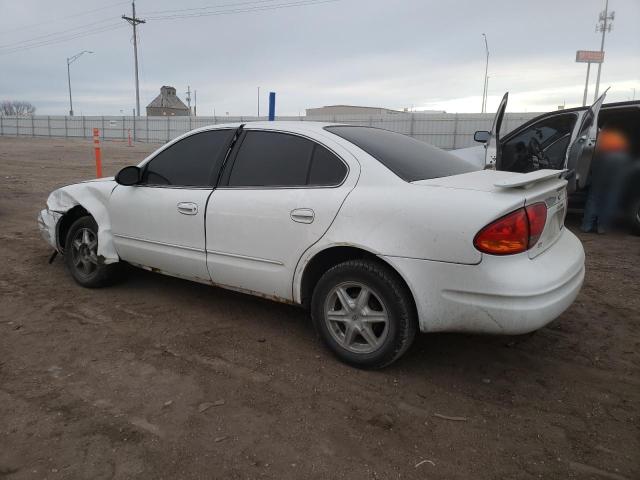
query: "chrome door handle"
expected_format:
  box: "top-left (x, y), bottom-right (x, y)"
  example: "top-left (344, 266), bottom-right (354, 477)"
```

top-left (290, 208), bottom-right (315, 224)
top-left (177, 202), bottom-right (198, 215)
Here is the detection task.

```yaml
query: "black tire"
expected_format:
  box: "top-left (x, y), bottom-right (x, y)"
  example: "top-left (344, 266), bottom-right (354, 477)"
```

top-left (64, 216), bottom-right (121, 288)
top-left (629, 195), bottom-right (640, 236)
top-left (311, 259), bottom-right (417, 369)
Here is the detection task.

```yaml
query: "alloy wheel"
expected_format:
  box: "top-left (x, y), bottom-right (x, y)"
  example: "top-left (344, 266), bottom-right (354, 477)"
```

top-left (323, 281), bottom-right (389, 354)
top-left (70, 227), bottom-right (98, 276)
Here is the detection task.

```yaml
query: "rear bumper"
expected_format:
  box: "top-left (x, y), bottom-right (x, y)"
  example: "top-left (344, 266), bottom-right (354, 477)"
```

top-left (37, 208), bottom-right (62, 251)
top-left (383, 228), bottom-right (585, 335)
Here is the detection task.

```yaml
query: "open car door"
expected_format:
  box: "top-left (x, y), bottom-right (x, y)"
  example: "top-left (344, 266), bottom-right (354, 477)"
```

top-left (565, 90), bottom-right (608, 193)
top-left (485, 92), bottom-right (509, 169)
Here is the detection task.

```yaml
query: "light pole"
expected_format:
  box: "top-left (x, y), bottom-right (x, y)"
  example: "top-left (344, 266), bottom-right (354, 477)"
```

top-left (593, 0), bottom-right (614, 101)
top-left (481, 33), bottom-right (489, 113)
top-left (66, 50), bottom-right (93, 116)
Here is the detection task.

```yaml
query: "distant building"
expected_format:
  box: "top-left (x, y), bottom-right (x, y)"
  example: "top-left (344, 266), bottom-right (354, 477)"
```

top-left (306, 105), bottom-right (445, 117)
top-left (306, 105), bottom-right (402, 117)
top-left (146, 86), bottom-right (190, 116)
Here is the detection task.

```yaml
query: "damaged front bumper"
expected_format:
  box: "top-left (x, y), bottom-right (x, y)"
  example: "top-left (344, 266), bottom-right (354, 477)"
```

top-left (37, 208), bottom-right (63, 251)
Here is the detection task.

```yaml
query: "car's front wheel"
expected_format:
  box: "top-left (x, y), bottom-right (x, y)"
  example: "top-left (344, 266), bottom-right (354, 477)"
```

top-left (64, 216), bottom-right (121, 288)
top-left (311, 259), bottom-right (417, 369)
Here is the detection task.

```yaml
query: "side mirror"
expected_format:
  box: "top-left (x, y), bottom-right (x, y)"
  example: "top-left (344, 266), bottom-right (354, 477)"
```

top-left (115, 166), bottom-right (141, 186)
top-left (474, 130), bottom-right (491, 143)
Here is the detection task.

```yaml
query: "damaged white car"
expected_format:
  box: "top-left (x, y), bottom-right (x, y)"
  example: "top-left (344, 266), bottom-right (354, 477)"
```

top-left (39, 122), bottom-right (586, 368)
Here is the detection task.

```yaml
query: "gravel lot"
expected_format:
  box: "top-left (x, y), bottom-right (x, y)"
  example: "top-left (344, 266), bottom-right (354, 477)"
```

top-left (1, 136), bottom-right (638, 480)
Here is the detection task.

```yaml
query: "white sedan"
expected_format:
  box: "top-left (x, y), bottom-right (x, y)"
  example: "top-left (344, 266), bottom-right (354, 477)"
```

top-left (38, 122), bottom-right (585, 368)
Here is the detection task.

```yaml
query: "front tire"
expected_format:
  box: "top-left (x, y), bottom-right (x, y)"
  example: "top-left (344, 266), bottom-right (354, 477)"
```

top-left (311, 259), bottom-right (417, 369)
top-left (64, 216), bottom-right (121, 288)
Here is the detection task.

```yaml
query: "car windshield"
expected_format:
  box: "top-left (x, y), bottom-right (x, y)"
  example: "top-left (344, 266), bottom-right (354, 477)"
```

top-left (325, 125), bottom-right (476, 182)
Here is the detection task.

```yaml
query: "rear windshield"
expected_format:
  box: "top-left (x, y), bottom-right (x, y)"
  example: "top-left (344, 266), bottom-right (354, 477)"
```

top-left (325, 125), bottom-right (475, 182)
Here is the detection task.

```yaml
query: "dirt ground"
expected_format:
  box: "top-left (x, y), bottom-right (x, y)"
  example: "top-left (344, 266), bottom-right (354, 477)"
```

top-left (0, 136), bottom-right (638, 480)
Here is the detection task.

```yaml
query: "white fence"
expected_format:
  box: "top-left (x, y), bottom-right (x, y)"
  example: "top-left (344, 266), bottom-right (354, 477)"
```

top-left (0, 112), bottom-right (540, 150)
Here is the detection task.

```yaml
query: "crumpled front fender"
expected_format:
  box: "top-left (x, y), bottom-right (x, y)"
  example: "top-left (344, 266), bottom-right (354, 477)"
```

top-left (42, 179), bottom-right (120, 264)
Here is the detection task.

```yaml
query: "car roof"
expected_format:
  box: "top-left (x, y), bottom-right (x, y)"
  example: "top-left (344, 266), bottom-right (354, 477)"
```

top-left (190, 121), bottom-right (342, 136)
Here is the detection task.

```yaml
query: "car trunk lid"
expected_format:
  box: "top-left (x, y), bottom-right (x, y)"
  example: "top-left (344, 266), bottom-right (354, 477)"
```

top-left (413, 169), bottom-right (568, 258)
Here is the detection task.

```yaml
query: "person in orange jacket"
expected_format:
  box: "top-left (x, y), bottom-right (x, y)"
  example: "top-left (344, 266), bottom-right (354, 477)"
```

top-left (581, 127), bottom-right (632, 233)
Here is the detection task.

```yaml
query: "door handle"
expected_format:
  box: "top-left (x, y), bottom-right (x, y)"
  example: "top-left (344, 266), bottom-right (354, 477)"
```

top-left (290, 208), bottom-right (315, 224)
top-left (177, 202), bottom-right (198, 215)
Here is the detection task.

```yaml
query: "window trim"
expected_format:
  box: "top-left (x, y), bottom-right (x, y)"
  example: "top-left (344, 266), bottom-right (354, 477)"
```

top-left (137, 127), bottom-right (236, 189)
top-left (218, 128), bottom-right (350, 190)
top-left (500, 112), bottom-right (579, 146)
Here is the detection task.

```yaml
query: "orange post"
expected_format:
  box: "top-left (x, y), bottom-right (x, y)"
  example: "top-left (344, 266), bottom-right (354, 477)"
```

top-left (93, 128), bottom-right (103, 178)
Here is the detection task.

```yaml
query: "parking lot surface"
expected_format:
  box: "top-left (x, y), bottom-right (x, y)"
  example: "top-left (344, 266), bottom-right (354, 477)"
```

top-left (1, 137), bottom-right (638, 479)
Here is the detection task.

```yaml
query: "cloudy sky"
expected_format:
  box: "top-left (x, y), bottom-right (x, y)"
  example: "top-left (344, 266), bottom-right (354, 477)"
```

top-left (1, 0), bottom-right (638, 116)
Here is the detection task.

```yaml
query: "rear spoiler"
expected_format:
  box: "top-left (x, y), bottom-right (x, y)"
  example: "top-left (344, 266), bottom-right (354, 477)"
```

top-left (494, 169), bottom-right (568, 189)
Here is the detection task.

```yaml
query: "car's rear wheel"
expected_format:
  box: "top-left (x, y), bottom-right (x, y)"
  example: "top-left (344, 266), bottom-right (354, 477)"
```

top-left (311, 259), bottom-right (417, 369)
top-left (64, 216), bottom-right (121, 288)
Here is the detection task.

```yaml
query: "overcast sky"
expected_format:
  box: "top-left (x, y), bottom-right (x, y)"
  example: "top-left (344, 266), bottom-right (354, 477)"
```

top-left (1, 0), bottom-right (638, 116)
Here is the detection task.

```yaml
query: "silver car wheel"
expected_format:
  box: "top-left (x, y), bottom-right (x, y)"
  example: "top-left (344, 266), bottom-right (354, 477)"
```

top-left (323, 281), bottom-right (390, 354)
top-left (70, 227), bottom-right (98, 276)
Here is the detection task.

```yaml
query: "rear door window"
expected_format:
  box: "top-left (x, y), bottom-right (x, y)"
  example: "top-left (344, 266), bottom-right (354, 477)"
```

top-left (308, 144), bottom-right (348, 186)
top-left (226, 131), bottom-right (348, 187)
top-left (228, 131), bottom-right (313, 187)
top-left (324, 125), bottom-right (474, 181)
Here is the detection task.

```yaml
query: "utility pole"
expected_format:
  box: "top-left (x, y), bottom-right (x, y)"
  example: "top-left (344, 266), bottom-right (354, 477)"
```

top-left (122, 1), bottom-right (145, 117)
top-left (194, 90), bottom-right (197, 116)
top-left (186, 85), bottom-right (192, 114)
top-left (582, 62), bottom-right (592, 106)
top-left (593, 0), bottom-right (614, 101)
top-left (481, 33), bottom-right (489, 113)
top-left (66, 50), bottom-right (93, 116)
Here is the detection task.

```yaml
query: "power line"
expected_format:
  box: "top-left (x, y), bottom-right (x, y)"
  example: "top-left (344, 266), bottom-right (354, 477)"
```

top-left (0, 17), bottom-right (118, 49)
top-left (140, 0), bottom-right (282, 16)
top-left (0, 0), bottom-right (341, 56)
top-left (0, 23), bottom-right (126, 56)
top-left (0, 0), bottom-right (130, 36)
top-left (145, 0), bottom-right (341, 21)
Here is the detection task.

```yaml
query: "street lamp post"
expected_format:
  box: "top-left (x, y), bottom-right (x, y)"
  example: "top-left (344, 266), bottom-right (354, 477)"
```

top-left (66, 50), bottom-right (93, 116)
top-left (481, 33), bottom-right (489, 113)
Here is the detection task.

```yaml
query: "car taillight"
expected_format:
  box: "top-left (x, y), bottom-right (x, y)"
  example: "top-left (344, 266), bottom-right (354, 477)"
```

top-left (525, 203), bottom-right (547, 247)
top-left (474, 203), bottom-right (548, 255)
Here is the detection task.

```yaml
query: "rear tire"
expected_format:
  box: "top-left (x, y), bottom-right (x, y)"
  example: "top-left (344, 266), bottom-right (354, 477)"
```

top-left (311, 259), bottom-right (417, 369)
top-left (64, 216), bottom-right (121, 288)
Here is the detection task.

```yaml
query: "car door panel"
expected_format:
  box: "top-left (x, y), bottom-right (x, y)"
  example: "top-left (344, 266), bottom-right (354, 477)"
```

top-left (110, 186), bottom-right (212, 281)
top-left (566, 91), bottom-right (608, 192)
top-left (486, 92), bottom-right (509, 169)
top-left (206, 187), bottom-right (350, 300)
top-left (109, 128), bottom-right (236, 281)
top-left (205, 129), bottom-right (357, 301)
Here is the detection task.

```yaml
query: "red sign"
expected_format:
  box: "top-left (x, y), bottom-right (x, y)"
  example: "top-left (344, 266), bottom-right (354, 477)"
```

top-left (576, 50), bottom-right (605, 63)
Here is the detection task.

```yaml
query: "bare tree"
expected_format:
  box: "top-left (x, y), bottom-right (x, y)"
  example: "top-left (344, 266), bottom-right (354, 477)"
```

top-left (0, 101), bottom-right (36, 116)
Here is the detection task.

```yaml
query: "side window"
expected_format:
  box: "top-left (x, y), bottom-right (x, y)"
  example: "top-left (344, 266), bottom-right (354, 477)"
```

top-left (141, 129), bottom-right (234, 187)
top-left (228, 131), bottom-right (314, 187)
top-left (544, 135), bottom-right (572, 169)
top-left (501, 114), bottom-right (577, 173)
top-left (308, 144), bottom-right (348, 186)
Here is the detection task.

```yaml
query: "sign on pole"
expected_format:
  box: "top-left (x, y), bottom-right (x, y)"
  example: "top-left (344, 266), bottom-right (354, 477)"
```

top-left (575, 50), bottom-right (605, 63)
